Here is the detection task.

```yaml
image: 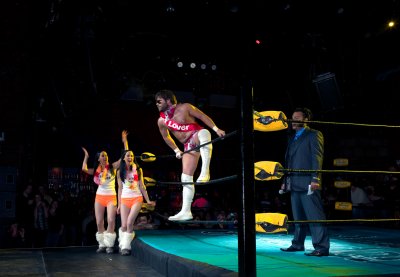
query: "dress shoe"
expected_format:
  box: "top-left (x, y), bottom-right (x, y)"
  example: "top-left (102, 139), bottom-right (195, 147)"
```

top-left (304, 250), bottom-right (329, 257)
top-left (280, 246), bottom-right (304, 252)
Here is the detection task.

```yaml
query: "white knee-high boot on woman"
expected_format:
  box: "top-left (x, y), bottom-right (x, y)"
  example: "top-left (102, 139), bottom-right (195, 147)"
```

top-left (95, 232), bottom-right (106, 253)
top-left (103, 232), bottom-right (116, 254)
top-left (120, 231), bottom-right (135, 256)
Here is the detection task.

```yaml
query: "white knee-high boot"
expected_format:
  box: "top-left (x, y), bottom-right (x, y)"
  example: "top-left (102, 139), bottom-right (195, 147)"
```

top-left (103, 232), bottom-right (116, 254)
top-left (197, 129), bottom-right (212, 182)
top-left (118, 227), bottom-right (123, 251)
top-left (95, 232), bottom-right (106, 253)
top-left (120, 231), bottom-right (135, 256)
top-left (169, 173), bottom-right (194, 221)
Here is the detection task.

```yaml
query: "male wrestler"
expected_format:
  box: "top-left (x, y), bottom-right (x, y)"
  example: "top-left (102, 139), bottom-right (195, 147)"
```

top-left (155, 89), bottom-right (225, 221)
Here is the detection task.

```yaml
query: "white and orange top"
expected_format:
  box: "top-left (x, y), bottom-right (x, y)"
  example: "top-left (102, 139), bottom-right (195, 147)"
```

top-left (121, 165), bottom-right (142, 198)
top-left (94, 164), bottom-right (117, 196)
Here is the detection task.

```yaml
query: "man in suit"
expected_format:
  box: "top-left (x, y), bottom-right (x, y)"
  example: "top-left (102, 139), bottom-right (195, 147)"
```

top-left (280, 107), bottom-right (330, 257)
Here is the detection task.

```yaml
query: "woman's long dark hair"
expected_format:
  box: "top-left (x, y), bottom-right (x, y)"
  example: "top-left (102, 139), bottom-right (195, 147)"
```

top-left (119, 150), bottom-right (141, 181)
top-left (93, 151), bottom-right (117, 175)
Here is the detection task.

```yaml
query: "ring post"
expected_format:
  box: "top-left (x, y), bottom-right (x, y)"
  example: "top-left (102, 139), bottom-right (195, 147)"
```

top-left (238, 83), bottom-right (256, 277)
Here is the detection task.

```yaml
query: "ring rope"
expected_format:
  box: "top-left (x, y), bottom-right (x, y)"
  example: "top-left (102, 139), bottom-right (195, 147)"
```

top-left (254, 165), bottom-right (400, 179)
top-left (153, 211), bottom-right (400, 225)
top-left (144, 175), bottom-right (238, 186)
top-left (279, 168), bottom-right (400, 175)
top-left (253, 110), bottom-right (400, 128)
top-left (290, 119), bottom-right (400, 128)
top-left (153, 211), bottom-right (238, 225)
top-left (141, 130), bottom-right (238, 160)
top-left (285, 218), bottom-right (400, 224)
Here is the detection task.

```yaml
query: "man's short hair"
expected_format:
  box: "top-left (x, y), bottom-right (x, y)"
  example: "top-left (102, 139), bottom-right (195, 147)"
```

top-left (294, 107), bottom-right (312, 121)
top-left (155, 89), bottom-right (177, 104)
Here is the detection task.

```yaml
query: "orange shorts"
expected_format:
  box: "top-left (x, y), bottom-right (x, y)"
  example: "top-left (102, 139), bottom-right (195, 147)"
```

top-left (95, 194), bottom-right (117, 207)
top-left (121, 196), bottom-right (143, 209)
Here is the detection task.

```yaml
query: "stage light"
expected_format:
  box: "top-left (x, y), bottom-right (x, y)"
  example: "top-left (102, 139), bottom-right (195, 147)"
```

top-left (166, 1), bottom-right (175, 13)
top-left (388, 21), bottom-right (395, 28)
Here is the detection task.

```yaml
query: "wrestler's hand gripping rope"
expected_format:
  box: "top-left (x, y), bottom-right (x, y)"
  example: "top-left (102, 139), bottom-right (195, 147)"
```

top-left (141, 130), bottom-right (238, 185)
top-left (140, 130), bottom-right (238, 161)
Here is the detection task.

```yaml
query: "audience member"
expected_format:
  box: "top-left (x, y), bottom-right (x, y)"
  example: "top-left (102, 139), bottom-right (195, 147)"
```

top-left (134, 214), bottom-right (156, 230)
top-left (33, 193), bottom-right (48, 248)
top-left (38, 185), bottom-right (53, 206)
top-left (192, 192), bottom-right (210, 209)
top-left (6, 222), bottom-right (29, 248)
top-left (46, 200), bottom-right (65, 247)
top-left (351, 184), bottom-right (372, 219)
top-left (16, 183), bottom-right (35, 245)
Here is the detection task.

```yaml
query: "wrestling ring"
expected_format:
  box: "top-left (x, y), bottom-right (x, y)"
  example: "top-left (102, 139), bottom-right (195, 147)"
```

top-left (132, 108), bottom-right (400, 277)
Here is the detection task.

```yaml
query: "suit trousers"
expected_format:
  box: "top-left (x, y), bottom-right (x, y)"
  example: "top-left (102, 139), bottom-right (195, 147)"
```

top-left (290, 190), bottom-right (330, 252)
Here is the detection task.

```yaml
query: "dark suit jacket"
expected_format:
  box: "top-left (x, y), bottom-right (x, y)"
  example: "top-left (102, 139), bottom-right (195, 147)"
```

top-left (285, 126), bottom-right (324, 192)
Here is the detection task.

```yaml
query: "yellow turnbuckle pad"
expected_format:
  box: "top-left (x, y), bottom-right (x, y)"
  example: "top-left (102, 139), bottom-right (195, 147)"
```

top-left (256, 213), bottom-right (288, 233)
top-left (254, 161), bottom-right (284, 181)
top-left (253, 111), bottom-right (288, 132)
top-left (140, 152), bottom-right (156, 162)
top-left (140, 203), bottom-right (156, 213)
top-left (335, 201), bottom-right (353, 211)
top-left (144, 177), bottom-right (156, 186)
top-left (333, 158), bottom-right (349, 167)
top-left (334, 180), bottom-right (351, 188)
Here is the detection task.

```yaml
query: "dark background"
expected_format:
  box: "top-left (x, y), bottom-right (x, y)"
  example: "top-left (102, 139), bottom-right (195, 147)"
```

top-left (1, 0), bottom-right (400, 186)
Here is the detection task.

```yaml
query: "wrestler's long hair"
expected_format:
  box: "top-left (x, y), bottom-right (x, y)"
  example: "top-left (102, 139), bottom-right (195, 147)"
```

top-left (119, 149), bottom-right (141, 181)
top-left (155, 89), bottom-right (177, 104)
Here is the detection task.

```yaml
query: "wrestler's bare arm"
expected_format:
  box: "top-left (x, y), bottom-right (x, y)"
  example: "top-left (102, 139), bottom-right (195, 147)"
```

top-left (187, 104), bottom-right (226, 137)
top-left (157, 118), bottom-right (180, 150)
